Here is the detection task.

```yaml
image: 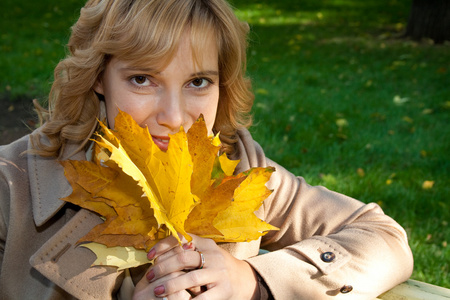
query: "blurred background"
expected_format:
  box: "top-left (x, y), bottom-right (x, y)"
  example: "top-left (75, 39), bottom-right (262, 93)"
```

top-left (1, 0), bottom-right (448, 288)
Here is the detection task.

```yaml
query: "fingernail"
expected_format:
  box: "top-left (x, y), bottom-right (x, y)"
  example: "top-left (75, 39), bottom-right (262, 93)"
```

top-left (146, 269), bottom-right (155, 281)
top-left (154, 285), bottom-right (165, 295)
top-left (147, 248), bottom-right (156, 260)
top-left (182, 242), bottom-right (194, 250)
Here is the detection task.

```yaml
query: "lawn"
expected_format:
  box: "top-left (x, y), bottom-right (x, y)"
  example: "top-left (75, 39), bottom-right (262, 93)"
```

top-left (1, 0), bottom-right (449, 289)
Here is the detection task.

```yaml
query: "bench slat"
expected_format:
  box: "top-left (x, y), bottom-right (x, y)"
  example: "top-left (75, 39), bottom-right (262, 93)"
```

top-left (376, 279), bottom-right (450, 300)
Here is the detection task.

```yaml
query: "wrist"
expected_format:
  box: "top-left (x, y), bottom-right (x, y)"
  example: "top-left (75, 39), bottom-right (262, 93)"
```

top-left (242, 261), bottom-right (260, 300)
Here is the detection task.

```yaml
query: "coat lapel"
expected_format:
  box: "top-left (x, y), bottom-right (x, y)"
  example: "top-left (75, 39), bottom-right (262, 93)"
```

top-left (27, 137), bottom-right (123, 299)
top-left (28, 138), bottom-right (85, 227)
top-left (29, 209), bottom-right (123, 300)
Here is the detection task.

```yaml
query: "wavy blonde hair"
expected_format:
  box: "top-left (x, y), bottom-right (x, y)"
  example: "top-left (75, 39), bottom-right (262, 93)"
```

top-left (32, 0), bottom-right (253, 158)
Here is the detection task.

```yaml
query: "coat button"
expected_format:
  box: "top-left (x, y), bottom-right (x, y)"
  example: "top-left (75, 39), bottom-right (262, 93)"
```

top-left (320, 251), bottom-right (336, 263)
top-left (340, 285), bottom-right (353, 293)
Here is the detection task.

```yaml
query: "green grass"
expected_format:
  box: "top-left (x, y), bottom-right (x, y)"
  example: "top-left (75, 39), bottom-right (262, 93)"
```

top-left (0, 0), bottom-right (85, 100)
top-left (1, 0), bottom-right (449, 289)
top-left (231, 0), bottom-right (450, 288)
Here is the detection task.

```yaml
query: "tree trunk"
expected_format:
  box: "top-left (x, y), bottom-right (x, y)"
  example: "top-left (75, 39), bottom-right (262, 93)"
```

top-left (404, 0), bottom-right (450, 44)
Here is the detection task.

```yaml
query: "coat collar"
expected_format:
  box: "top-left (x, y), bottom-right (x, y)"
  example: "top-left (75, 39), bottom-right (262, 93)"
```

top-left (29, 101), bottom-right (106, 227)
top-left (27, 134), bottom-right (87, 227)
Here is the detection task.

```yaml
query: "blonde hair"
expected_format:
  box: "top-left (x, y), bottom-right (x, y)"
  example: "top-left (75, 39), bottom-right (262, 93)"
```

top-left (32, 0), bottom-right (253, 158)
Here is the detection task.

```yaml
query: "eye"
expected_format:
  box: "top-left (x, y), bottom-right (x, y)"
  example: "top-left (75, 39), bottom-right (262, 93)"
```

top-left (131, 75), bottom-right (150, 87)
top-left (189, 78), bottom-right (210, 89)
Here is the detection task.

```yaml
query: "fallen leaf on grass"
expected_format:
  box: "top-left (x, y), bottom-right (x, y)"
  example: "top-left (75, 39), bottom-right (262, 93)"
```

top-left (393, 95), bottom-right (409, 106)
top-left (357, 168), bottom-right (365, 177)
top-left (335, 118), bottom-right (348, 128)
top-left (422, 180), bottom-right (435, 190)
top-left (402, 116), bottom-right (413, 123)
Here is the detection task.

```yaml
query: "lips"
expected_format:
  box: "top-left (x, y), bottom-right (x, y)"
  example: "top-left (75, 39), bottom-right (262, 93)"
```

top-left (151, 135), bottom-right (170, 151)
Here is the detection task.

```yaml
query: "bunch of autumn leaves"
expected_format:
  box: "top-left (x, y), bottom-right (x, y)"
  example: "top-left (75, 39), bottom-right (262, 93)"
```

top-left (61, 110), bottom-right (278, 264)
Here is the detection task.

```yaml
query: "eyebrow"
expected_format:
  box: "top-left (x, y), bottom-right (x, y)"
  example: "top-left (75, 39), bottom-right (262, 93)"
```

top-left (119, 67), bottom-right (157, 73)
top-left (119, 67), bottom-right (219, 78)
top-left (190, 71), bottom-right (219, 78)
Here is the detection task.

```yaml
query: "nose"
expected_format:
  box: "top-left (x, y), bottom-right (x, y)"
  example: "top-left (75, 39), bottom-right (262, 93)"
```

top-left (155, 89), bottom-right (184, 131)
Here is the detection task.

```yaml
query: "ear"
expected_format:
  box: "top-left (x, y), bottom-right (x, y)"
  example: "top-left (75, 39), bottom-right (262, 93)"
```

top-left (93, 78), bottom-right (104, 95)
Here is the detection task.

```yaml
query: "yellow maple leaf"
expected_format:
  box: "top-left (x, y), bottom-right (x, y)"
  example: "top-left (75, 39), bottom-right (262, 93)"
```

top-left (152, 129), bottom-right (198, 240)
top-left (186, 116), bottom-right (220, 199)
top-left (212, 167), bottom-right (277, 242)
top-left (185, 174), bottom-right (247, 237)
top-left (60, 159), bottom-right (162, 250)
top-left (81, 243), bottom-right (149, 271)
top-left (61, 110), bottom-right (278, 269)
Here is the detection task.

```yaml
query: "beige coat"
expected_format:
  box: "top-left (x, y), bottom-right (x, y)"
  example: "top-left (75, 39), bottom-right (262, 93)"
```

top-left (0, 129), bottom-right (413, 299)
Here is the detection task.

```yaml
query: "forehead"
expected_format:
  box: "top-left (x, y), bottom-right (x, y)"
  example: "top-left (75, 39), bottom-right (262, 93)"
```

top-left (104, 0), bottom-right (222, 71)
top-left (121, 27), bottom-right (219, 73)
top-left (185, 27), bottom-right (220, 70)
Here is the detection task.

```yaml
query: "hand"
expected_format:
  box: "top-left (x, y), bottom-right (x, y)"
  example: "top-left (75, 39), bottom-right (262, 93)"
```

top-left (133, 271), bottom-right (193, 300)
top-left (134, 234), bottom-right (260, 299)
top-left (133, 235), bottom-right (195, 300)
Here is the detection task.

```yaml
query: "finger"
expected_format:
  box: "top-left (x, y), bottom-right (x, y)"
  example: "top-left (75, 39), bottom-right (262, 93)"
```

top-left (154, 245), bottom-right (184, 264)
top-left (148, 234), bottom-right (188, 260)
top-left (184, 234), bottom-right (217, 252)
top-left (148, 250), bottom-right (204, 282)
top-left (134, 271), bottom-right (186, 300)
top-left (155, 241), bottom-right (197, 265)
top-left (154, 269), bottom-right (217, 298)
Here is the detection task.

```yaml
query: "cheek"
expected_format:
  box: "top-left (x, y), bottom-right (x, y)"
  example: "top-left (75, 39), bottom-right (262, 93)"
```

top-left (104, 90), bottom-right (147, 129)
top-left (105, 104), bottom-right (119, 129)
top-left (102, 83), bottom-right (123, 129)
top-left (202, 95), bottom-right (220, 134)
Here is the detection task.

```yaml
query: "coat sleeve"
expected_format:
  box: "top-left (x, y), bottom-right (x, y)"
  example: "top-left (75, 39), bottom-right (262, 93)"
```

top-left (235, 130), bottom-right (414, 299)
top-left (0, 137), bottom-right (29, 279)
top-left (0, 152), bottom-right (13, 274)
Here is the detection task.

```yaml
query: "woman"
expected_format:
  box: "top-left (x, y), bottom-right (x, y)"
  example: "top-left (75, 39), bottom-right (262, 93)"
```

top-left (0, 0), bottom-right (413, 299)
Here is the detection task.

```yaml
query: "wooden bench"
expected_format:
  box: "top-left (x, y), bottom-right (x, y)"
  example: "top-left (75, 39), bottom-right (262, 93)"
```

top-left (376, 279), bottom-right (450, 299)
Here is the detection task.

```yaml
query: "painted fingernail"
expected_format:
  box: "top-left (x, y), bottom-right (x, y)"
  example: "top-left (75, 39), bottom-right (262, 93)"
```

top-left (146, 269), bottom-right (155, 281)
top-left (182, 242), bottom-right (194, 250)
top-left (154, 285), bottom-right (165, 296)
top-left (147, 248), bottom-right (156, 260)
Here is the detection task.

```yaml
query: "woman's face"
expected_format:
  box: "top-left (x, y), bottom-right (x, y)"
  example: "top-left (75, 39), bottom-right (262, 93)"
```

top-left (95, 33), bottom-right (220, 151)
